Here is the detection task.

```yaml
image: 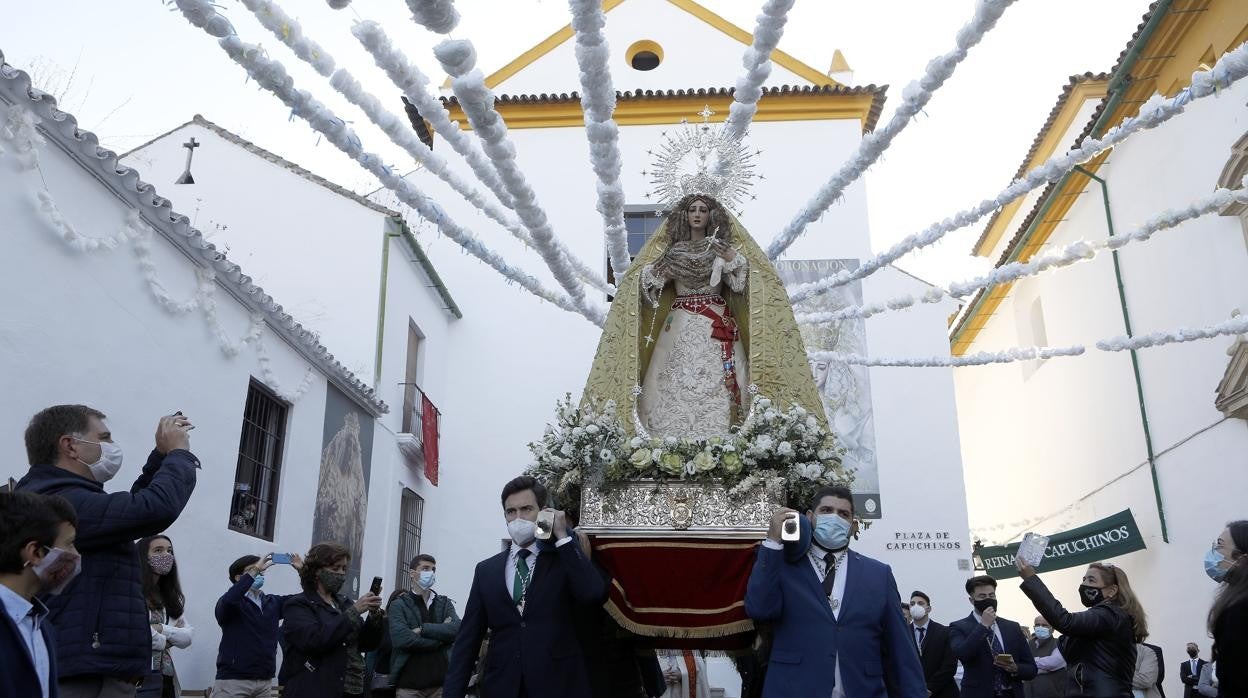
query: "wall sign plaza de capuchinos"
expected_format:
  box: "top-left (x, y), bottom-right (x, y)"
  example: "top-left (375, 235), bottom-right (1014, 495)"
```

top-left (886, 531), bottom-right (964, 552)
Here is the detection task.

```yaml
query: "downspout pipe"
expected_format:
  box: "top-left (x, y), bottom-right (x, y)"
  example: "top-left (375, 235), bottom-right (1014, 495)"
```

top-left (1074, 165), bottom-right (1169, 543)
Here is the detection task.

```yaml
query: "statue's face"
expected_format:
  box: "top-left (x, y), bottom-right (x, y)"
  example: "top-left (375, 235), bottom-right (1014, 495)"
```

top-left (809, 360), bottom-right (831, 390)
top-left (685, 199), bottom-right (711, 232)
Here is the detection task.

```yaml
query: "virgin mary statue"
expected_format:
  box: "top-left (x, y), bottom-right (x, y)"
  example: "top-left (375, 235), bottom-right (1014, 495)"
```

top-left (582, 193), bottom-right (825, 442)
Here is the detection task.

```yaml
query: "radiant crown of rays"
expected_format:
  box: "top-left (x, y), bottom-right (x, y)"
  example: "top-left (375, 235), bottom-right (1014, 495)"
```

top-left (644, 105), bottom-right (760, 214)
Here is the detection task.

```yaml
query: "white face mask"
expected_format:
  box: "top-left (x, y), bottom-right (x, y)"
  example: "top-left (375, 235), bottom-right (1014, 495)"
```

top-left (32, 547), bottom-right (82, 595)
top-left (74, 438), bottom-right (124, 483)
top-left (507, 518), bottom-right (536, 547)
top-left (909, 604), bottom-right (928, 621)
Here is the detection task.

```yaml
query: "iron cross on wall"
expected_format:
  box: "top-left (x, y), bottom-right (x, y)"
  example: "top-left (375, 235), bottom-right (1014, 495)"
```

top-left (175, 137), bottom-right (200, 185)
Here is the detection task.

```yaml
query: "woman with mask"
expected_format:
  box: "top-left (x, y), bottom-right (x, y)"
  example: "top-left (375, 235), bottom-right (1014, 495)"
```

top-left (1206, 520), bottom-right (1247, 695)
top-left (1016, 559), bottom-right (1143, 697)
top-left (138, 534), bottom-right (193, 698)
top-left (280, 542), bottom-right (385, 698)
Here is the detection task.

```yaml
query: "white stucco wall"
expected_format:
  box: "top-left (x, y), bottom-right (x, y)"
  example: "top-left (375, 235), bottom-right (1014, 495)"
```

top-left (954, 76), bottom-right (1248, 696)
top-left (124, 124), bottom-right (388, 382)
top-left (0, 111), bottom-right (368, 691)
top-left (493, 0), bottom-right (817, 96)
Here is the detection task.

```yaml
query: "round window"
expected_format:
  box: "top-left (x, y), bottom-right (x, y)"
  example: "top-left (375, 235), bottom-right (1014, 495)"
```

top-left (626, 40), bottom-right (664, 71)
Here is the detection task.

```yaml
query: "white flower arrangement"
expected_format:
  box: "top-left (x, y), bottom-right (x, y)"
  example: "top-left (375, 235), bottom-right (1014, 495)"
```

top-left (526, 394), bottom-right (853, 512)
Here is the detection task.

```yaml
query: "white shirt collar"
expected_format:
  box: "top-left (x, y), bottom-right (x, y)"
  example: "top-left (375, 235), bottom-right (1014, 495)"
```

top-left (0, 582), bottom-right (44, 626)
top-left (509, 541), bottom-right (540, 558)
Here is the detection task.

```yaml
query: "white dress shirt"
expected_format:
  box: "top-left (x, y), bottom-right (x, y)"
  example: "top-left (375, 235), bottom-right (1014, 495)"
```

top-left (0, 583), bottom-right (50, 698)
top-left (913, 618), bottom-right (931, 653)
top-left (972, 610), bottom-right (1006, 650)
top-left (1035, 646), bottom-right (1066, 672)
top-left (503, 536), bottom-right (572, 607)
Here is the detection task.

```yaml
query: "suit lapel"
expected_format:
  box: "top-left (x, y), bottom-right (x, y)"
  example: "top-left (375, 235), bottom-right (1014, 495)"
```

top-left (796, 551), bottom-right (834, 623)
top-left (523, 547), bottom-right (555, 615)
top-left (840, 550), bottom-right (864, 622)
top-left (486, 551), bottom-right (521, 620)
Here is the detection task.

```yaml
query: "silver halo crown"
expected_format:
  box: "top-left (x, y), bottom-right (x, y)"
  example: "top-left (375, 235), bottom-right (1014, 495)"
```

top-left (644, 105), bottom-right (760, 215)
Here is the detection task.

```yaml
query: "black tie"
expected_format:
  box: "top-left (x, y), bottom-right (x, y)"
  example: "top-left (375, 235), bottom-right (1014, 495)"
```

top-left (822, 551), bottom-right (837, 597)
top-left (917, 626), bottom-right (926, 653)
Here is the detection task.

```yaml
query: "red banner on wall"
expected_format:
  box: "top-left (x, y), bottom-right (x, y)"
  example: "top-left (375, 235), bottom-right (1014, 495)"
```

top-left (421, 393), bottom-right (439, 486)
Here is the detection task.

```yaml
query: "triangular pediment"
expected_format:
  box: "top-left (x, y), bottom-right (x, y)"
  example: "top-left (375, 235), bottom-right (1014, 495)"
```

top-left (482, 0), bottom-right (840, 95)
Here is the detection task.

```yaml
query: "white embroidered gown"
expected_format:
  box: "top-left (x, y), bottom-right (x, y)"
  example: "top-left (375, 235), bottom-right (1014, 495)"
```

top-left (638, 254), bottom-right (749, 441)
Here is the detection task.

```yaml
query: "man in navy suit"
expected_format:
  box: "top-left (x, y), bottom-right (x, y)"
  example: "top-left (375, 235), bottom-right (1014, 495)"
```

top-left (0, 491), bottom-right (81, 698)
top-left (950, 575), bottom-right (1036, 698)
top-left (745, 484), bottom-right (926, 697)
top-left (443, 476), bottom-right (607, 698)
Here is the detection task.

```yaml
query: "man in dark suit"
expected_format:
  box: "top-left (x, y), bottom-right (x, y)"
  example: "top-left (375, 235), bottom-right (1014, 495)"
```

top-left (0, 491), bottom-right (80, 698)
top-left (1180, 642), bottom-right (1207, 698)
top-left (910, 590), bottom-right (959, 697)
top-left (745, 484), bottom-right (926, 697)
top-left (950, 575), bottom-right (1036, 698)
top-left (443, 476), bottom-right (607, 698)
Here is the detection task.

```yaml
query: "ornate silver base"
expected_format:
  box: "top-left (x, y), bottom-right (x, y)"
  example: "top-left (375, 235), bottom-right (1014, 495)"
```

top-left (578, 478), bottom-right (783, 538)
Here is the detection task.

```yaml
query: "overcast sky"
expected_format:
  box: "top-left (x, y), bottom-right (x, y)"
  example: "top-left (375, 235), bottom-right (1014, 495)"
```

top-left (1, 0), bottom-right (1152, 284)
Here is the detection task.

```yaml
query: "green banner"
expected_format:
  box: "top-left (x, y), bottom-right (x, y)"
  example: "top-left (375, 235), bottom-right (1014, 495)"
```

top-left (977, 509), bottom-right (1146, 580)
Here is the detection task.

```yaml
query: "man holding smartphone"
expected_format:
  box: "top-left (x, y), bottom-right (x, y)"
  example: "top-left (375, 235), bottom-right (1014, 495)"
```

top-left (212, 553), bottom-right (303, 698)
top-left (950, 575), bottom-right (1036, 697)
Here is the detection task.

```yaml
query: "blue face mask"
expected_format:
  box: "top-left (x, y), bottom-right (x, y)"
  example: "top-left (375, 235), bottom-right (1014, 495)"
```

top-left (251, 574), bottom-right (265, 591)
top-left (1034, 626), bottom-right (1051, 641)
top-left (417, 570), bottom-right (436, 589)
top-left (1205, 548), bottom-right (1229, 582)
top-left (813, 514), bottom-right (851, 550)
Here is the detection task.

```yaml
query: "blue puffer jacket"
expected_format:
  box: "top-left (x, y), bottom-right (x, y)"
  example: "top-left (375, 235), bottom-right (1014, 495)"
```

top-left (17, 449), bottom-right (198, 680)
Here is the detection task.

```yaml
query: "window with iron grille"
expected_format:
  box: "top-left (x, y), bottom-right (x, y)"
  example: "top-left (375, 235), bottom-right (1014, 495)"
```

top-left (228, 380), bottom-right (288, 540)
top-left (394, 488), bottom-right (425, 591)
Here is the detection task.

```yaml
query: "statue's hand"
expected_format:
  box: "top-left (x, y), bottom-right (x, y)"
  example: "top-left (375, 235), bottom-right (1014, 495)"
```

top-left (711, 239), bottom-right (736, 261)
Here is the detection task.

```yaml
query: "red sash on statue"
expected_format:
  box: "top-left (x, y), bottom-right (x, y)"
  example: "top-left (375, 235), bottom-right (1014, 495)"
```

top-left (670, 294), bottom-right (741, 409)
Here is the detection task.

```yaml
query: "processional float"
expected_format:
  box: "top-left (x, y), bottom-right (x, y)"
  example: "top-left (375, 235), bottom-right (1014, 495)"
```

top-left (526, 111), bottom-right (854, 649)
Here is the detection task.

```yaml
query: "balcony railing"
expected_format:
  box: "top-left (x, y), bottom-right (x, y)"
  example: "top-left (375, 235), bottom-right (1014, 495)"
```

top-left (397, 382), bottom-right (439, 470)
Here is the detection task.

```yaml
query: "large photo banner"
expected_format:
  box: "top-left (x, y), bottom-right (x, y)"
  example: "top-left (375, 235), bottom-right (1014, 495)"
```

top-left (313, 385), bottom-right (376, 595)
top-left (775, 260), bottom-right (881, 519)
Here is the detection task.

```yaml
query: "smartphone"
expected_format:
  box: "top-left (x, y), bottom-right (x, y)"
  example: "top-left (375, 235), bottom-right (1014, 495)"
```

top-left (173, 410), bottom-right (195, 431)
top-left (535, 510), bottom-right (555, 540)
top-left (781, 512), bottom-right (800, 541)
top-left (270, 552), bottom-right (293, 565)
top-left (369, 576), bottom-right (383, 596)
top-left (1017, 532), bottom-right (1050, 568)
top-left (996, 653), bottom-right (1014, 663)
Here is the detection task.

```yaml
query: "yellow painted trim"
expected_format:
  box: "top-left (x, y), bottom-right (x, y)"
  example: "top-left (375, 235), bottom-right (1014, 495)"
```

top-left (972, 79), bottom-right (1108, 258)
top-left (956, 2), bottom-right (1248, 354)
top-left (446, 90), bottom-right (875, 130)
top-left (625, 39), bottom-right (665, 68)
top-left (475, 0), bottom-right (840, 91)
top-left (828, 49), bottom-right (852, 74)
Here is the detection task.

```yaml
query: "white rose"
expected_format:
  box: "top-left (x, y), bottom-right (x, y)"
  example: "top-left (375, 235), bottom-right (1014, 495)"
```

top-left (586, 424), bottom-right (600, 435)
top-left (560, 443), bottom-right (574, 456)
top-left (630, 437), bottom-right (645, 449)
top-left (572, 426), bottom-right (585, 437)
top-left (777, 441), bottom-right (795, 457)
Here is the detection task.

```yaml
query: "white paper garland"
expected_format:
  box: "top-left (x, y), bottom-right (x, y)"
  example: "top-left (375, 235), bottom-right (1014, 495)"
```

top-left (720, 0), bottom-right (796, 143)
top-left (568, 0), bottom-right (631, 276)
top-left (786, 39), bottom-right (1248, 301)
top-left (351, 21), bottom-right (512, 209)
top-left (350, 22), bottom-right (615, 293)
top-left (809, 314), bottom-right (1248, 367)
top-left (239, 0), bottom-right (336, 76)
top-left (34, 189), bottom-right (123, 252)
top-left (1, 102), bottom-right (44, 170)
top-left (435, 39), bottom-right (606, 323)
top-left (231, 3), bottom-right (608, 294)
top-left (767, 0), bottom-right (1016, 259)
top-left (794, 178), bottom-right (1248, 324)
top-left (203, 29), bottom-right (593, 322)
top-left (406, 0), bottom-right (460, 34)
top-left (255, 328), bottom-right (318, 401)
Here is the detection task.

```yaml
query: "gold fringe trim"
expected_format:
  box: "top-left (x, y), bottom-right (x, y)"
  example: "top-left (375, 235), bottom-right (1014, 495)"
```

top-left (605, 599), bottom-right (756, 639)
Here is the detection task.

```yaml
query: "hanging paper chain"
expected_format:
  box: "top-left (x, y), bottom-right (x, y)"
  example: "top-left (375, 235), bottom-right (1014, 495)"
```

top-left (766, 0), bottom-right (1016, 259)
top-left (793, 177), bottom-right (1248, 324)
top-left (568, 0), bottom-right (631, 276)
top-left (809, 314), bottom-right (1248, 367)
top-left (239, 0), bottom-right (336, 76)
top-left (406, 0), bottom-right (460, 34)
top-left (786, 39), bottom-right (1248, 303)
top-left (435, 39), bottom-right (606, 324)
top-left (720, 0), bottom-right (796, 143)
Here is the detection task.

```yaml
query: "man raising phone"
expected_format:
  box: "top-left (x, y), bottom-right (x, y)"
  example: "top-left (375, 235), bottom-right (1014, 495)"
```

top-left (212, 552), bottom-right (303, 697)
